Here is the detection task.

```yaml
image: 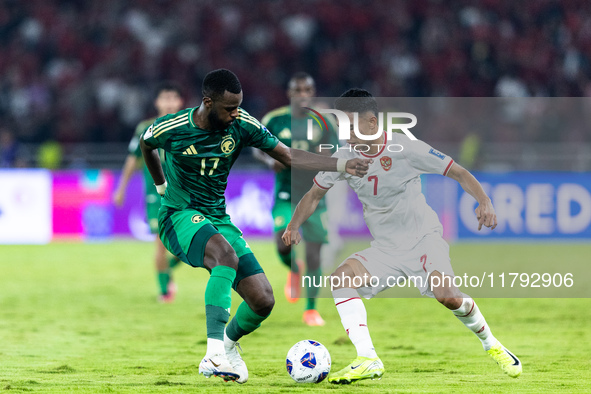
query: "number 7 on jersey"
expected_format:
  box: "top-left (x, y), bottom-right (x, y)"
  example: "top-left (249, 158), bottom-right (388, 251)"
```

top-left (368, 175), bottom-right (378, 195)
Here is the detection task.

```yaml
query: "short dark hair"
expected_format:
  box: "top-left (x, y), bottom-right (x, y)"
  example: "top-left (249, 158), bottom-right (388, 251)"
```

top-left (334, 88), bottom-right (378, 116)
top-left (155, 81), bottom-right (182, 98)
top-left (202, 69), bottom-right (242, 100)
top-left (289, 71), bottom-right (314, 84)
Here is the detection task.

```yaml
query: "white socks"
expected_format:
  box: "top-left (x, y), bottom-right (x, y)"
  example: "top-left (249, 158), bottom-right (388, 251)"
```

top-left (206, 338), bottom-right (225, 357)
top-left (223, 330), bottom-right (236, 350)
top-left (452, 297), bottom-right (497, 350)
top-left (334, 292), bottom-right (377, 358)
top-left (205, 331), bottom-right (236, 358)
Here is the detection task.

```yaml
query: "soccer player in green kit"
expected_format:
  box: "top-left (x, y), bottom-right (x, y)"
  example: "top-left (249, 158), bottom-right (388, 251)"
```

top-left (258, 72), bottom-right (337, 326)
top-left (113, 82), bottom-right (184, 303)
top-left (140, 69), bottom-right (370, 383)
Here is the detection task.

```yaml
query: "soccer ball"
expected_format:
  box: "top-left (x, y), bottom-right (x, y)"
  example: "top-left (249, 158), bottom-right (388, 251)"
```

top-left (286, 339), bottom-right (331, 383)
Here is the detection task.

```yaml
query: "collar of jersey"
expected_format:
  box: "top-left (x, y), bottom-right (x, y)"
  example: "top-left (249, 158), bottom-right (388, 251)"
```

top-left (360, 132), bottom-right (388, 158)
top-left (188, 107), bottom-right (199, 128)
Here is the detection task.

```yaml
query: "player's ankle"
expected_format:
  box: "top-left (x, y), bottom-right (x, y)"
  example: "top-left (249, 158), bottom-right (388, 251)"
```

top-left (223, 331), bottom-right (237, 349)
top-left (357, 349), bottom-right (378, 359)
top-left (481, 336), bottom-right (498, 351)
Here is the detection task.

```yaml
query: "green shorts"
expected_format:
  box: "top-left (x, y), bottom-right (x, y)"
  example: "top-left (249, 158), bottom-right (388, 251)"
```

top-left (145, 189), bottom-right (161, 234)
top-left (158, 207), bottom-right (264, 289)
top-left (272, 199), bottom-right (328, 244)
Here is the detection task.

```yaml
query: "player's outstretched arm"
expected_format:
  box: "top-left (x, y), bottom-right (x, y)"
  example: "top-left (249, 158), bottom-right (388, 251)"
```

top-left (113, 154), bottom-right (139, 207)
top-left (282, 184), bottom-right (328, 246)
top-left (265, 142), bottom-right (371, 177)
top-left (446, 162), bottom-right (497, 231)
top-left (140, 138), bottom-right (167, 195)
top-left (252, 147), bottom-right (285, 172)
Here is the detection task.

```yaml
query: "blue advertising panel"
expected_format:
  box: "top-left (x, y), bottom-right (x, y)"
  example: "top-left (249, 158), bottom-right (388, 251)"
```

top-left (457, 172), bottom-right (591, 239)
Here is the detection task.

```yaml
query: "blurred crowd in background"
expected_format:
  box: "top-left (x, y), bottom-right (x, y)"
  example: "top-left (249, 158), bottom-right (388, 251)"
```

top-left (1, 0), bottom-right (591, 168)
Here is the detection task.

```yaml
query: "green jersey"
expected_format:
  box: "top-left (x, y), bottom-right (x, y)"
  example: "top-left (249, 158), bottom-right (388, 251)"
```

top-left (261, 106), bottom-right (338, 202)
top-left (142, 107), bottom-right (279, 215)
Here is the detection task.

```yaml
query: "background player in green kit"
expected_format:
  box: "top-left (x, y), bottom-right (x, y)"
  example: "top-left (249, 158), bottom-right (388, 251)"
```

top-left (258, 72), bottom-right (338, 326)
top-left (113, 82), bottom-right (184, 303)
top-left (140, 69), bottom-right (370, 383)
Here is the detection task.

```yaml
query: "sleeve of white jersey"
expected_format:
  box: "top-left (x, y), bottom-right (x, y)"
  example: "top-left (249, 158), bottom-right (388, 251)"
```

top-left (402, 137), bottom-right (454, 176)
top-left (313, 150), bottom-right (348, 190)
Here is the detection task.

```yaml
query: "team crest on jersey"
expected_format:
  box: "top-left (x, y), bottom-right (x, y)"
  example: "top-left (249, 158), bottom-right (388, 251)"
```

top-left (221, 135), bottom-right (236, 154)
top-left (191, 215), bottom-right (205, 224)
top-left (380, 156), bottom-right (392, 171)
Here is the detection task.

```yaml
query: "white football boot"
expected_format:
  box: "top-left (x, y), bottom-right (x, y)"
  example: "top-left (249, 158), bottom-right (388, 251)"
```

top-left (198, 353), bottom-right (240, 382)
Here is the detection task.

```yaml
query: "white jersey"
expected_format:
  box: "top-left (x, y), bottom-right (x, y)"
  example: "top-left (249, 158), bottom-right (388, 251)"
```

top-left (314, 133), bottom-right (454, 251)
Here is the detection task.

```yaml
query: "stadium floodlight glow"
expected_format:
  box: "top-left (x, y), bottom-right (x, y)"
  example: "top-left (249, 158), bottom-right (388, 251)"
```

top-left (304, 107), bottom-right (418, 141)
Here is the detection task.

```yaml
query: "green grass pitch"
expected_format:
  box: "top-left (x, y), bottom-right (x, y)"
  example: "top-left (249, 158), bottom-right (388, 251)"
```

top-left (0, 240), bottom-right (590, 393)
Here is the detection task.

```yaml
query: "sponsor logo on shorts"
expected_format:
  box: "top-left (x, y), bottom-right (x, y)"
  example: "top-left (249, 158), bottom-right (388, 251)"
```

top-left (221, 135), bottom-right (236, 154)
top-left (191, 214), bottom-right (205, 223)
top-left (380, 156), bottom-right (392, 171)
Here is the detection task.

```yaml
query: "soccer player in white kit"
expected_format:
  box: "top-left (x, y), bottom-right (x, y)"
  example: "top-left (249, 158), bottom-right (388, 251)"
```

top-left (282, 89), bottom-right (522, 384)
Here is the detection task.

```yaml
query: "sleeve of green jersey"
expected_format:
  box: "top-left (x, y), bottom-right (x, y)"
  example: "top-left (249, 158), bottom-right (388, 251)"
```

top-left (142, 123), bottom-right (166, 149)
top-left (239, 109), bottom-right (279, 151)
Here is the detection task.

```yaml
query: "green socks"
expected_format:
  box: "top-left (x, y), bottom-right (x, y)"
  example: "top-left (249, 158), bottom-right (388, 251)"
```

top-left (204, 265), bottom-right (236, 340)
top-left (157, 271), bottom-right (171, 295)
top-left (225, 301), bottom-right (270, 342)
top-left (157, 257), bottom-right (182, 295)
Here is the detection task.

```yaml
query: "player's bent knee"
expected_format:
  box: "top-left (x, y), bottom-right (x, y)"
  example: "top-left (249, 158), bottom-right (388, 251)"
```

top-left (436, 296), bottom-right (463, 310)
top-left (257, 295), bottom-right (275, 317)
top-left (330, 268), bottom-right (355, 290)
top-left (251, 286), bottom-right (275, 316)
top-left (330, 258), bottom-right (368, 289)
top-left (433, 286), bottom-right (463, 309)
